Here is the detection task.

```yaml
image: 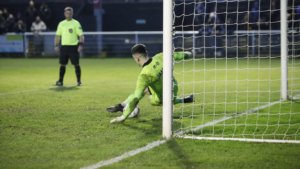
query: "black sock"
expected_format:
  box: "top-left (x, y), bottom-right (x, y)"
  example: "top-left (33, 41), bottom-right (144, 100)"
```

top-left (59, 66), bottom-right (66, 82)
top-left (75, 65), bottom-right (81, 82)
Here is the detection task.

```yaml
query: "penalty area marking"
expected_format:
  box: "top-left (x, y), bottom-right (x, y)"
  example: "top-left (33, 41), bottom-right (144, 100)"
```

top-left (80, 140), bottom-right (166, 169)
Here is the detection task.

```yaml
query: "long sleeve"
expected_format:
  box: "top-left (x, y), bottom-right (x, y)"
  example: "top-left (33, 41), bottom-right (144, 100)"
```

top-left (122, 74), bottom-right (150, 118)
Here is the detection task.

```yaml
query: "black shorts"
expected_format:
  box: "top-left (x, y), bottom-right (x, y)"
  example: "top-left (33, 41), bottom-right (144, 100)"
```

top-left (60, 45), bottom-right (79, 65)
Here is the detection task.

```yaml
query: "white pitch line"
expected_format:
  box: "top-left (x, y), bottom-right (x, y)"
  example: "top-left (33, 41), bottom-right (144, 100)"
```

top-left (80, 140), bottom-right (166, 169)
top-left (177, 135), bottom-right (300, 144)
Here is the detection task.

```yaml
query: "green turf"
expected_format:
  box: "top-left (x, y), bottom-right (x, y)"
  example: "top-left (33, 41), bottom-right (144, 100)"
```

top-left (0, 58), bottom-right (299, 169)
top-left (106, 139), bottom-right (300, 169)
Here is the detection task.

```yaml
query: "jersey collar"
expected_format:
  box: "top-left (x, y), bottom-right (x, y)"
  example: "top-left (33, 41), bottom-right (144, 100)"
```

top-left (142, 58), bottom-right (152, 67)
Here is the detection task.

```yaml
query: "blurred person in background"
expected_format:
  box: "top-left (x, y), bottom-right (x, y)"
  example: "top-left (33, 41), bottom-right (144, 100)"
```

top-left (287, 8), bottom-right (295, 29)
top-left (13, 19), bottom-right (26, 33)
top-left (195, 0), bottom-right (206, 25)
top-left (270, 0), bottom-right (280, 29)
top-left (0, 8), bottom-right (13, 34)
top-left (31, 16), bottom-right (47, 55)
top-left (207, 5), bottom-right (219, 25)
top-left (0, 10), bottom-right (6, 34)
top-left (39, 3), bottom-right (52, 24)
top-left (2, 8), bottom-right (9, 20)
top-left (249, 1), bottom-right (259, 30)
top-left (31, 16), bottom-right (46, 33)
top-left (26, 0), bottom-right (38, 30)
top-left (54, 7), bottom-right (84, 86)
top-left (6, 14), bottom-right (15, 32)
top-left (296, 3), bottom-right (300, 31)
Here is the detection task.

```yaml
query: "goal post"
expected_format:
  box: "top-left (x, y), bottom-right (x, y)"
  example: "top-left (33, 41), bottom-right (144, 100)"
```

top-left (163, 0), bottom-right (300, 143)
top-left (281, 0), bottom-right (288, 100)
top-left (162, 0), bottom-right (173, 139)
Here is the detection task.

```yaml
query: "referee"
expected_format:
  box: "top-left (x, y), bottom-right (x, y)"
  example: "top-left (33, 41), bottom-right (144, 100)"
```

top-left (54, 7), bottom-right (84, 86)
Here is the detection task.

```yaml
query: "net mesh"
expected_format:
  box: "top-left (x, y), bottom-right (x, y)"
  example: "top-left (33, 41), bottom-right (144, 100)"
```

top-left (172, 0), bottom-right (300, 142)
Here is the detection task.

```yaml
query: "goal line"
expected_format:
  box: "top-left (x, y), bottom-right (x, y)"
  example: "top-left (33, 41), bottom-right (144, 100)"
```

top-left (177, 135), bottom-right (300, 144)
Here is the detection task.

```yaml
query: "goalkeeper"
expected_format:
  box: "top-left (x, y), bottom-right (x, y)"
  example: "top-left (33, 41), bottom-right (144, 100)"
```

top-left (107, 44), bottom-right (193, 123)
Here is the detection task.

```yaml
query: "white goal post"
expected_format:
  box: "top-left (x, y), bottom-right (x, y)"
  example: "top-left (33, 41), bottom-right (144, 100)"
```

top-left (281, 0), bottom-right (288, 101)
top-left (163, 0), bottom-right (173, 139)
top-left (163, 0), bottom-right (300, 143)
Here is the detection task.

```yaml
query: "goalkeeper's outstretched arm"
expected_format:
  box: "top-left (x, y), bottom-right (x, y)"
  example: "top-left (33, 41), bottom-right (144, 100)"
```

top-left (110, 75), bottom-right (149, 123)
top-left (173, 51), bottom-right (192, 61)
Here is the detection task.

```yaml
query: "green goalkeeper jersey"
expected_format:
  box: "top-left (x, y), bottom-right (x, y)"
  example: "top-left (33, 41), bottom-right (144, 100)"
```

top-left (122, 52), bottom-right (188, 118)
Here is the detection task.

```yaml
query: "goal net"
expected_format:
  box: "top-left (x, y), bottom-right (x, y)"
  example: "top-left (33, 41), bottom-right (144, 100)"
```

top-left (169, 0), bottom-right (300, 143)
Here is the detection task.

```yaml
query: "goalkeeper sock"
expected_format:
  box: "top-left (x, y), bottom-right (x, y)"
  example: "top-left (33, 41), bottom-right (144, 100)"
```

top-left (75, 65), bottom-right (81, 82)
top-left (59, 66), bottom-right (66, 82)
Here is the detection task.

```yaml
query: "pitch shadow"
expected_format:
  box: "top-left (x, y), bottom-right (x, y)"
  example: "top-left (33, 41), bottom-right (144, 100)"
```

top-left (48, 85), bottom-right (79, 92)
top-left (121, 117), bottom-right (182, 137)
top-left (167, 139), bottom-right (200, 169)
top-left (122, 117), bottom-right (163, 136)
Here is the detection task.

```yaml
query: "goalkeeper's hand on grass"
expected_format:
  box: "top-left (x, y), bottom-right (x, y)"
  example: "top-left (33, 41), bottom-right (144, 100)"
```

top-left (110, 115), bottom-right (126, 124)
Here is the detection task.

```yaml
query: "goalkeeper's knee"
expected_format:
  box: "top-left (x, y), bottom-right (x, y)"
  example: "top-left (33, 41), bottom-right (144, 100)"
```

top-left (149, 96), bottom-right (162, 106)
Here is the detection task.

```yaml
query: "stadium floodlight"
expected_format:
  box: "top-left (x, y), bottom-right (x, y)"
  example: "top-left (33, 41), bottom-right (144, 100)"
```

top-left (163, 0), bottom-right (300, 143)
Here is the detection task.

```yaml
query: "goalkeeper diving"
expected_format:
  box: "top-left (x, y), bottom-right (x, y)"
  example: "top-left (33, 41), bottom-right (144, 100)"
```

top-left (107, 44), bottom-right (194, 123)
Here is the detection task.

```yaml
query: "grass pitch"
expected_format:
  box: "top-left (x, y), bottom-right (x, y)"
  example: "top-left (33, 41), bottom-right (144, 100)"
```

top-left (0, 58), bottom-right (300, 169)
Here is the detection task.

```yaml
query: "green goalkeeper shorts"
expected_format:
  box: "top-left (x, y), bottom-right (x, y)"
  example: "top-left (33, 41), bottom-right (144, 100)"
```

top-left (148, 79), bottom-right (179, 106)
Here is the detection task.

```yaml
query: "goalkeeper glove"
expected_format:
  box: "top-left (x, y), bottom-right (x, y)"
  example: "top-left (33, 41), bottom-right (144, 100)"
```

top-left (110, 115), bottom-right (126, 124)
top-left (184, 51), bottom-right (192, 59)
